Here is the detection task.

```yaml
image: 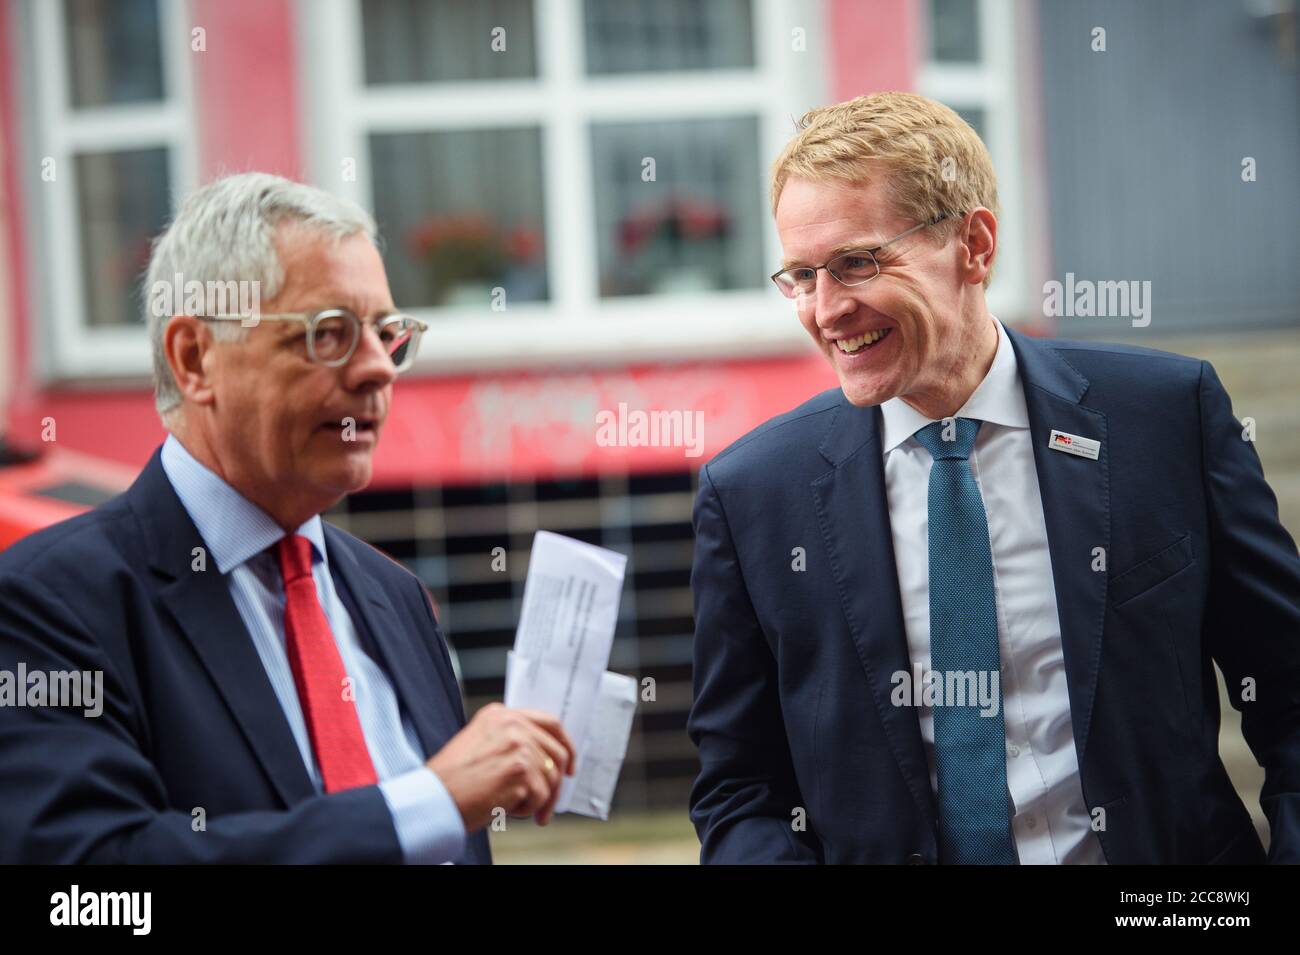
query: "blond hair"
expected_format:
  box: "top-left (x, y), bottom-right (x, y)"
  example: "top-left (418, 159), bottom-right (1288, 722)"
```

top-left (770, 91), bottom-right (999, 286)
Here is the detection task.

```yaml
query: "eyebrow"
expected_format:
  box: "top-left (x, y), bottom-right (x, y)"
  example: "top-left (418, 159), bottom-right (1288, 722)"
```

top-left (299, 304), bottom-right (400, 322)
top-left (269, 306), bottom-right (399, 339)
top-left (781, 238), bottom-right (885, 270)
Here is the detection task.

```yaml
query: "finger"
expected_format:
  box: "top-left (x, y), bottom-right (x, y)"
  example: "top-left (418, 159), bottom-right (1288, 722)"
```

top-left (513, 709), bottom-right (579, 775)
top-left (519, 718), bottom-right (571, 781)
top-left (502, 742), bottom-right (554, 818)
top-left (513, 762), bottom-right (551, 818)
top-left (511, 725), bottom-right (561, 790)
top-left (531, 744), bottom-right (566, 826)
top-left (535, 772), bottom-right (564, 826)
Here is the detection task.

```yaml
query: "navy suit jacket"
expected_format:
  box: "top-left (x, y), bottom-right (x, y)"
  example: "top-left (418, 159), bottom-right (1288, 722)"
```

top-left (0, 449), bottom-right (491, 864)
top-left (688, 325), bottom-right (1300, 864)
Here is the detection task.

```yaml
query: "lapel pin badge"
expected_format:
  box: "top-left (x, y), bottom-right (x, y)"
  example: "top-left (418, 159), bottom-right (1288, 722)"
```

top-left (1048, 429), bottom-right (1101, 460)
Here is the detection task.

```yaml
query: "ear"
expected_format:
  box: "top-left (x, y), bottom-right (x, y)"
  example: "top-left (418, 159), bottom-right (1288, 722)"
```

top-left (163, 316), bottom-right (218, 409)
top-left (958, 208), bottom-right (997, 286)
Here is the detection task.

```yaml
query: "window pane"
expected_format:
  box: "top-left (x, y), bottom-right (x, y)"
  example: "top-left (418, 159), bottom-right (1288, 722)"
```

top-left (928, 0), bottom-right (980, 63)
top-left (590, 116), bottom-right (764, 297)
top-left (64, 0), bottom-right (164, 108)
top-left (75, 147), bottom-right (171, 327)
top-left (369, 128), bottom-right (548, 308)
top-left (955, 106), bottom-right (985, 141)
top-left (361, 0), bottom-right (537, 84)
top-left (584, 0), bottom-right (754, 74)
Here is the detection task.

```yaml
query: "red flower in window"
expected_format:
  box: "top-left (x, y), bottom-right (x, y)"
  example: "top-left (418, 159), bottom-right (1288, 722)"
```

top-left (618, 196), bottom-right (731, 254)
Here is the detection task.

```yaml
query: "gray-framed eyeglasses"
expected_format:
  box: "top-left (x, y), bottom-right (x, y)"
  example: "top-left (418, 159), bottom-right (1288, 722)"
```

top-left (198, 308), bottom-right (428, 372)
top-left (770, 213), bottom-right (952, 299)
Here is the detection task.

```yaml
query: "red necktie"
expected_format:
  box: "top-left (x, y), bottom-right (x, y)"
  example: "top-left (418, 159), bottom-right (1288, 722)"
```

top-left (277, 534), bottom-right (378, 793)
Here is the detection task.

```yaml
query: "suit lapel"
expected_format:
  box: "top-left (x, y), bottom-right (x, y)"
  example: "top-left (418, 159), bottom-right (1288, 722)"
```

top-left (129, 452), bottom-right (316, 807)
top-left (1004, 326), bottom-right (1110, 768)
top-left (812, 400), bottom-right (937, 831)
top-left (323, 527), bottom-right (461, 757)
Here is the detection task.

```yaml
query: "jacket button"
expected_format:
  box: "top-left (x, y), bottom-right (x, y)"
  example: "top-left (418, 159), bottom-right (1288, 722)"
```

top-left (906, 853), bottom-right (927, 864)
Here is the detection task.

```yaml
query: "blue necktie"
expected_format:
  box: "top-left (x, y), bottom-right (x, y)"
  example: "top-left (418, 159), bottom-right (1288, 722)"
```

top-left (913, 418), bottom-right (1016, 865)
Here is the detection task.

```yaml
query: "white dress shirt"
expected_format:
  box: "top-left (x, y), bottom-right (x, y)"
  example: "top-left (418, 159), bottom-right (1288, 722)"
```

top-left (878, 317), bottom-right (1106, 864)
top-left (161, 434), bottom-right (465, 863)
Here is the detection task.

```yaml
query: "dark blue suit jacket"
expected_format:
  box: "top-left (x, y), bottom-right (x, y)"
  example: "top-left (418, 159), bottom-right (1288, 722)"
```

top-left (688, 325), bottom-right (1300, 864)
top-left (0, 449), bottom-right (491, 864)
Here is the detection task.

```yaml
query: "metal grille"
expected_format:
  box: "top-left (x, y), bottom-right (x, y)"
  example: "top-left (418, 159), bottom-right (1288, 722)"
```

top-left (325, 469), bottom-right (701, 811)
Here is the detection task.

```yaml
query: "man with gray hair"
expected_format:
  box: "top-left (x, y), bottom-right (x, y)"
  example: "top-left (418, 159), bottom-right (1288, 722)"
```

top-left (0, 172), bottom-right (574, 864)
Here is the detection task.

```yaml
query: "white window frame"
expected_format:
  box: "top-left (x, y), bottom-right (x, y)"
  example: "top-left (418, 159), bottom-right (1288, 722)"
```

top-left (22, 0), bottom-right (197, 381)
top-left (918, 0), bottom-right (1032, 322)
top-left (298, 0), bottom-right (826, 374)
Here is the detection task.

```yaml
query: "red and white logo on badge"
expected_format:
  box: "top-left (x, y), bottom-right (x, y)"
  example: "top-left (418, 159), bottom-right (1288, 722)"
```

top-left (1048, 429), bottom-right (1100, 460)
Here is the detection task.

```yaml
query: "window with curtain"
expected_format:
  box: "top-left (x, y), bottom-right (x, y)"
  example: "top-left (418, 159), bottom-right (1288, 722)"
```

top-left (582, 0), bottom-right (754, 74)
top-left (62, 0), bottom-right (173, 329)
top-left (928, 0), bottom-right (980, 63)
top-left (354, 0), bottom-right (766, 315)
top-left (361, 0), bottom-right (538, 84)
top-left (590, 117), bottom-right (763, 297)
top-left (369, 127), bottom-right (549, 308)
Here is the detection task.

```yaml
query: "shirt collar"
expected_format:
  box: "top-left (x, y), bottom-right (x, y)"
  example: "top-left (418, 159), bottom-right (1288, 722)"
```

top-left (160, 433), bottom-right (327, 574)
top-left (879, 316), bottom-right (1030, 455)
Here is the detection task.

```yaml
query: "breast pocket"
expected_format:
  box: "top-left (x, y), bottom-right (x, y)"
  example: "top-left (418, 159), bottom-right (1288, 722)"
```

top-left (1109, 533), bottom-right (1195, 608)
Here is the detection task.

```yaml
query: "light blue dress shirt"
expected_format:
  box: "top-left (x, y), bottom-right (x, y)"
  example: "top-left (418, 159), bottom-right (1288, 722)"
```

top-left (161, 434), bottom-right (466, 863)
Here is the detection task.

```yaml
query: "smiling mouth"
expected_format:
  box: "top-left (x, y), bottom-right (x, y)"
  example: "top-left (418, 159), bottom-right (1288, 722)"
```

top-left (834, 328), bottom-right (893, 355)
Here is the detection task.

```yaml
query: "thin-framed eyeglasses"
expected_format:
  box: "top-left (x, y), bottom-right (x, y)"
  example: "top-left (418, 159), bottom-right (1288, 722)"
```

top-left (770, 213), bottom-right (954, 299)
top-left (196, 308), bottom-right (428, 372)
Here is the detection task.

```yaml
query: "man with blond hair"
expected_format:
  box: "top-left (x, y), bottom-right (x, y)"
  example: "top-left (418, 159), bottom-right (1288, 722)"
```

top-left (688, 92), bottom-right (1300, 864)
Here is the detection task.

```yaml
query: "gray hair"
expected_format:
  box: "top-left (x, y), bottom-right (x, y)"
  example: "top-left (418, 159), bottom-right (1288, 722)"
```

top-left (145, 172), bottom-right (377, 422)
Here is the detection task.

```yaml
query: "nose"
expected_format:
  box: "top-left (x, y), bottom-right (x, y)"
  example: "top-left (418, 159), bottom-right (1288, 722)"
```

top-left (342, 322), bottom-right (399, 393)
top-left (810, 268), bottom-right (856, 332)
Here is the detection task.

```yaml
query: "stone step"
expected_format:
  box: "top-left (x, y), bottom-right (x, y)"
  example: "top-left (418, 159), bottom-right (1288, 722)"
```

top-left (1146, 330), bottom-right (1300, 400)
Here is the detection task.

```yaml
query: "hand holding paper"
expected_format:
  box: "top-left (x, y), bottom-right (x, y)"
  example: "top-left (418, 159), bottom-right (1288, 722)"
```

top-left (503, 531), bottom-right (639, 820)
